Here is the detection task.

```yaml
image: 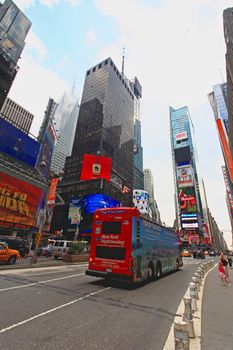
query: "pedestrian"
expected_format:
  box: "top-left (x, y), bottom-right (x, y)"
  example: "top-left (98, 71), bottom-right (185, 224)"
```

top-left (219, 252), bottom-right (231, 285)
top-left (228, 255), bottom-right (232, 268)
top-left (218, 261), bottom-right (227, 286)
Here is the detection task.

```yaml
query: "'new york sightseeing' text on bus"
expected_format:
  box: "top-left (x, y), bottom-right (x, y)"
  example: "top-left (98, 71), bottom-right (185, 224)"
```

top-left (86, 207), bottom-right (183, 283)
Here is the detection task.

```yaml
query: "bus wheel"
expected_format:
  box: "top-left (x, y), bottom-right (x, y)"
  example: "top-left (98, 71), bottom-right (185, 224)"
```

top-left (155, 262), bottom-right (162, 280)
top-left (147, 263), bottom-right (154, 282)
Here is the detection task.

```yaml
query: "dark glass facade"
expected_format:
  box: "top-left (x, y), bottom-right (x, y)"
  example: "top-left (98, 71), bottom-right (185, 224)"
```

top-left (0, 0), bottom-right (31, 109)
top-left (61, 57), bottom-right (135, 206)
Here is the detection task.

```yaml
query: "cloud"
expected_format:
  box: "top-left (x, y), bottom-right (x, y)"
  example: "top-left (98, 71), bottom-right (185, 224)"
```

top-left (9, 53), bottom-right (69, 137)
top-left (58, 55), bottom-right (71, 69)
top-left (85, 30), bottom-right (96, 47)
top-left (65, 0), bottom-right (82, 6)
top-left (95, 0), bottom-right (233, 236)
top-left (13, 0), bottom-right (35, 10)
top-left (25, 31), bottom-right (47, 60)
top-left (39, 0), bottom-right (59, 7)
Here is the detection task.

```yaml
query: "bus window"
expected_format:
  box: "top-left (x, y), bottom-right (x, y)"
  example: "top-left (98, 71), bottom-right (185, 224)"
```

top-left (102, 222), bottom-right (121, 234)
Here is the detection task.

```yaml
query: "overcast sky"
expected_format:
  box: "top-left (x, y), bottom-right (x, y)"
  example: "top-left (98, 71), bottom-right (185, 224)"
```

top-left (9, 0), bottom-right (233, 247)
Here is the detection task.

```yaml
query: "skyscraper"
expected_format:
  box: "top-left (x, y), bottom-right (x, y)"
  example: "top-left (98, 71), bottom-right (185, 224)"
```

top-left (223, 8), bottom-right (233, 160)
top-left (53, 57), bottom-right (137, 237)
top-left (0, 97), bottom-right (34, 133)
top-left (144, 168), bottom-right (161, 223)
top-left (208, 83), bottom-right (233, 244)
top-left (61, 57), bottom-right (135, 204)
top-left (130, 77), bottom-right (143, 190)
top-left (170, 106), bottom-right (205, 245)
top-left (0, 0), bottom-right (31, 109)
top-left (50, 92), bottom-right (79, 174)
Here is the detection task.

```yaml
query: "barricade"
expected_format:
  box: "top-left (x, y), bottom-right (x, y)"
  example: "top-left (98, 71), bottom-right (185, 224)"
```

top-left (174, 321), bottom-right (190, 350)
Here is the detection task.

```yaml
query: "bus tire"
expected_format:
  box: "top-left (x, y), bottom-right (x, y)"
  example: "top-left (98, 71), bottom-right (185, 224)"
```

top-left (155, 262), bottom-right (162, 280)
top-left (147, 262), bottom-right (154, 282)
top-left (176, 259), bottom-right (180, 270)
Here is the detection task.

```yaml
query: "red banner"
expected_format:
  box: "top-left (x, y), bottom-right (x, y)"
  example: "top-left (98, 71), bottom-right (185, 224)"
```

top-left (80, 154), bottom-right (112, 181)
top-left (47, 178), bottom-right (59, 205)
top-left (0, 172), bottom-right (44, 227)
top-left (216, 118), bottom-right (233, 183)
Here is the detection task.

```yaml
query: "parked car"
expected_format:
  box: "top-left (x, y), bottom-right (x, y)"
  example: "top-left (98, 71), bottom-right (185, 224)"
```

top-left (53, 240), bottom-right (73, 260)
top-left (0, 237), bottom-right (28, 257)
top-left (38, 244), bottom-right (54, 257)
top-left (0, 242), bottom-right (20, 265)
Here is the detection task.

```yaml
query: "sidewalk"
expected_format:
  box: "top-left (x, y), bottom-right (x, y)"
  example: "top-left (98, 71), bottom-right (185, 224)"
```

top-left (201, 265), bottom-right (233, 350)
top-left (0, 255), bottom-right (88, 270)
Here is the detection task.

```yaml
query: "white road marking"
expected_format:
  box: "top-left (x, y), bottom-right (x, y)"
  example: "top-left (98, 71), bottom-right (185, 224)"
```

top-left (0, 263), bottom-right (88, 275)
top-left (0, 287), bottom-right (111, 334)
top-left (0, 273), bottom-right (85, 292)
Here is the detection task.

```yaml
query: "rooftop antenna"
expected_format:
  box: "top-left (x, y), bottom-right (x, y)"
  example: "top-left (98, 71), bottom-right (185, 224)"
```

top-left (121, 46), bottom-right (125, 77)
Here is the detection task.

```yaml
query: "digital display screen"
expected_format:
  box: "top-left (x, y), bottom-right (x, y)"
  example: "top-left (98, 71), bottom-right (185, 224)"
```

top-left (84, 194), bottom-right (120, 214)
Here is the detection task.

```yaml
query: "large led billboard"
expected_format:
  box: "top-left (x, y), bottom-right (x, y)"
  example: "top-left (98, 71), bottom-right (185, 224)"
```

top-left (68, 197), bottom-right (82, 225)
top-left (0, 172), bottom-right (44, 227)
top-left (178, 187), bottom-right (197, 213)
top-left (84, 194), bottom-right (120, 214)
top-left (0, 117), bottom-right (40, 167)
top-left (177, 165), bottom-right (193, 188)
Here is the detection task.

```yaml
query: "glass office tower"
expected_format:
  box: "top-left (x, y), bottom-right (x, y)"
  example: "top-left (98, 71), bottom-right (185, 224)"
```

top-left (170, 106), bottom-right (204, 245)
top-left (0, 0), bottom-right (31, 109)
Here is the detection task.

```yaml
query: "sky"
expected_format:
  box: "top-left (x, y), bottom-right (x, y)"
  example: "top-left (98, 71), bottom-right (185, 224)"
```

top-left (7, 0), bottom-right (233, 247)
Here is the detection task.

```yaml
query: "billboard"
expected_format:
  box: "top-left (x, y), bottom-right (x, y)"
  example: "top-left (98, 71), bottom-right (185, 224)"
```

top-left (36, 122), bottom-right (56, 180)
top-left (175, 131), bottom-right (188, 142)
top-left (0, 117), bottom-right (40, 167)
top-left (80, 154), bottom-right (112, 181)
top-left (177, 165), bottom-right (193, 188)
top-left (68, 197), bottom-right (82, 225)
top-left (178, 187), bottom-right (197, 213)
top-left (84, 194), bottom-right (120, 214)
top-left (0, 172), bottom-right (44, 227)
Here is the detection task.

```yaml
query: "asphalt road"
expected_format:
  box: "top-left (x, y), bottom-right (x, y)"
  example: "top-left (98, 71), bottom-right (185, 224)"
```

top-left (0, 258), bottom-right (202, 350)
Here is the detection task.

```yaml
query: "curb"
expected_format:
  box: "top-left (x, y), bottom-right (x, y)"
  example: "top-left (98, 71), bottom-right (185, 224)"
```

top-left (163, 261), bottom-right (216, 350)
top-left (0, 261), bottom-right (88, 271)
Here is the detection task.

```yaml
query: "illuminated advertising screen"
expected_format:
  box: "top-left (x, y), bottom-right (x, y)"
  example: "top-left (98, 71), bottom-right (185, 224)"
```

top-left (36, 122), bottom-right (56, 180)
top-left (84, 194), bottom-right (120, 214)
top-left (0, 117), bottom-right (40, 167)
top-left (0, 172), bottom-right (44, 227)
top-left (68, 197), bottom-right (82, 225)
top-left (178, 187), bottom-right (197, 213)
top-left (177, 165), bottom-right (193, 188)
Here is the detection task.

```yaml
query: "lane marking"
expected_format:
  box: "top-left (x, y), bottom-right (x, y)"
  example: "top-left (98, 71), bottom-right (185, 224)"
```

top-left (0, 263), bottom-right (88, 275)
top-left (0, 286), bottom-right (111, 334)
top-left (0, 273), bottom-right (85, 292)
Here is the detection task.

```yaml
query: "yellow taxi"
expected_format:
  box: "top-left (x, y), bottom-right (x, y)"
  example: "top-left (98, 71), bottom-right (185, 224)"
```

top-left (181, 249), bottom-right (192, 258)
top-left (0, 242), bottom-right (20, 265)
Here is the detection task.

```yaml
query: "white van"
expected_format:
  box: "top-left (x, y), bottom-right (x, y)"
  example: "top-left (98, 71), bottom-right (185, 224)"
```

top-left (53, 240), bottom-right (72, 260)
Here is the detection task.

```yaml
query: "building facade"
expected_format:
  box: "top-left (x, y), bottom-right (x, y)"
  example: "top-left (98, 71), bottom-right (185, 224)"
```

top-left (0, 0), bottom-right (31, 109)
top-left (53, 57), bottom-right (137, 236)
top-left (170, 106), bottom-right (205, 245)
top-left (208, 83), bottom-right (233, 245)
top-left (0, 97), bottom-right (34, 133)
top-left (223, 8), bottom-right (233, 160)
top-left (143, 168), bottom-right (161, 223)
top-left (50, 93), bottom-right (79, 174)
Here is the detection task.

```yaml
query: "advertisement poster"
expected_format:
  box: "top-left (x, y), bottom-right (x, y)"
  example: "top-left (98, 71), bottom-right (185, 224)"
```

top-left (177, 165), bottom-right (193, 188)
top-left (0, 172), bottom-right (44, 227)
top-left (80, 154), bottom-right (112, 181)
top-left (178, 187), bottom-right (197, 213)
top-left (68, 197), bottom-right (82, 225)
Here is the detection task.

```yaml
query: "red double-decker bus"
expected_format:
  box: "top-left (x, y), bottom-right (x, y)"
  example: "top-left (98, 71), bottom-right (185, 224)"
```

top-left (86, 207), bottom-right (183, 283)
